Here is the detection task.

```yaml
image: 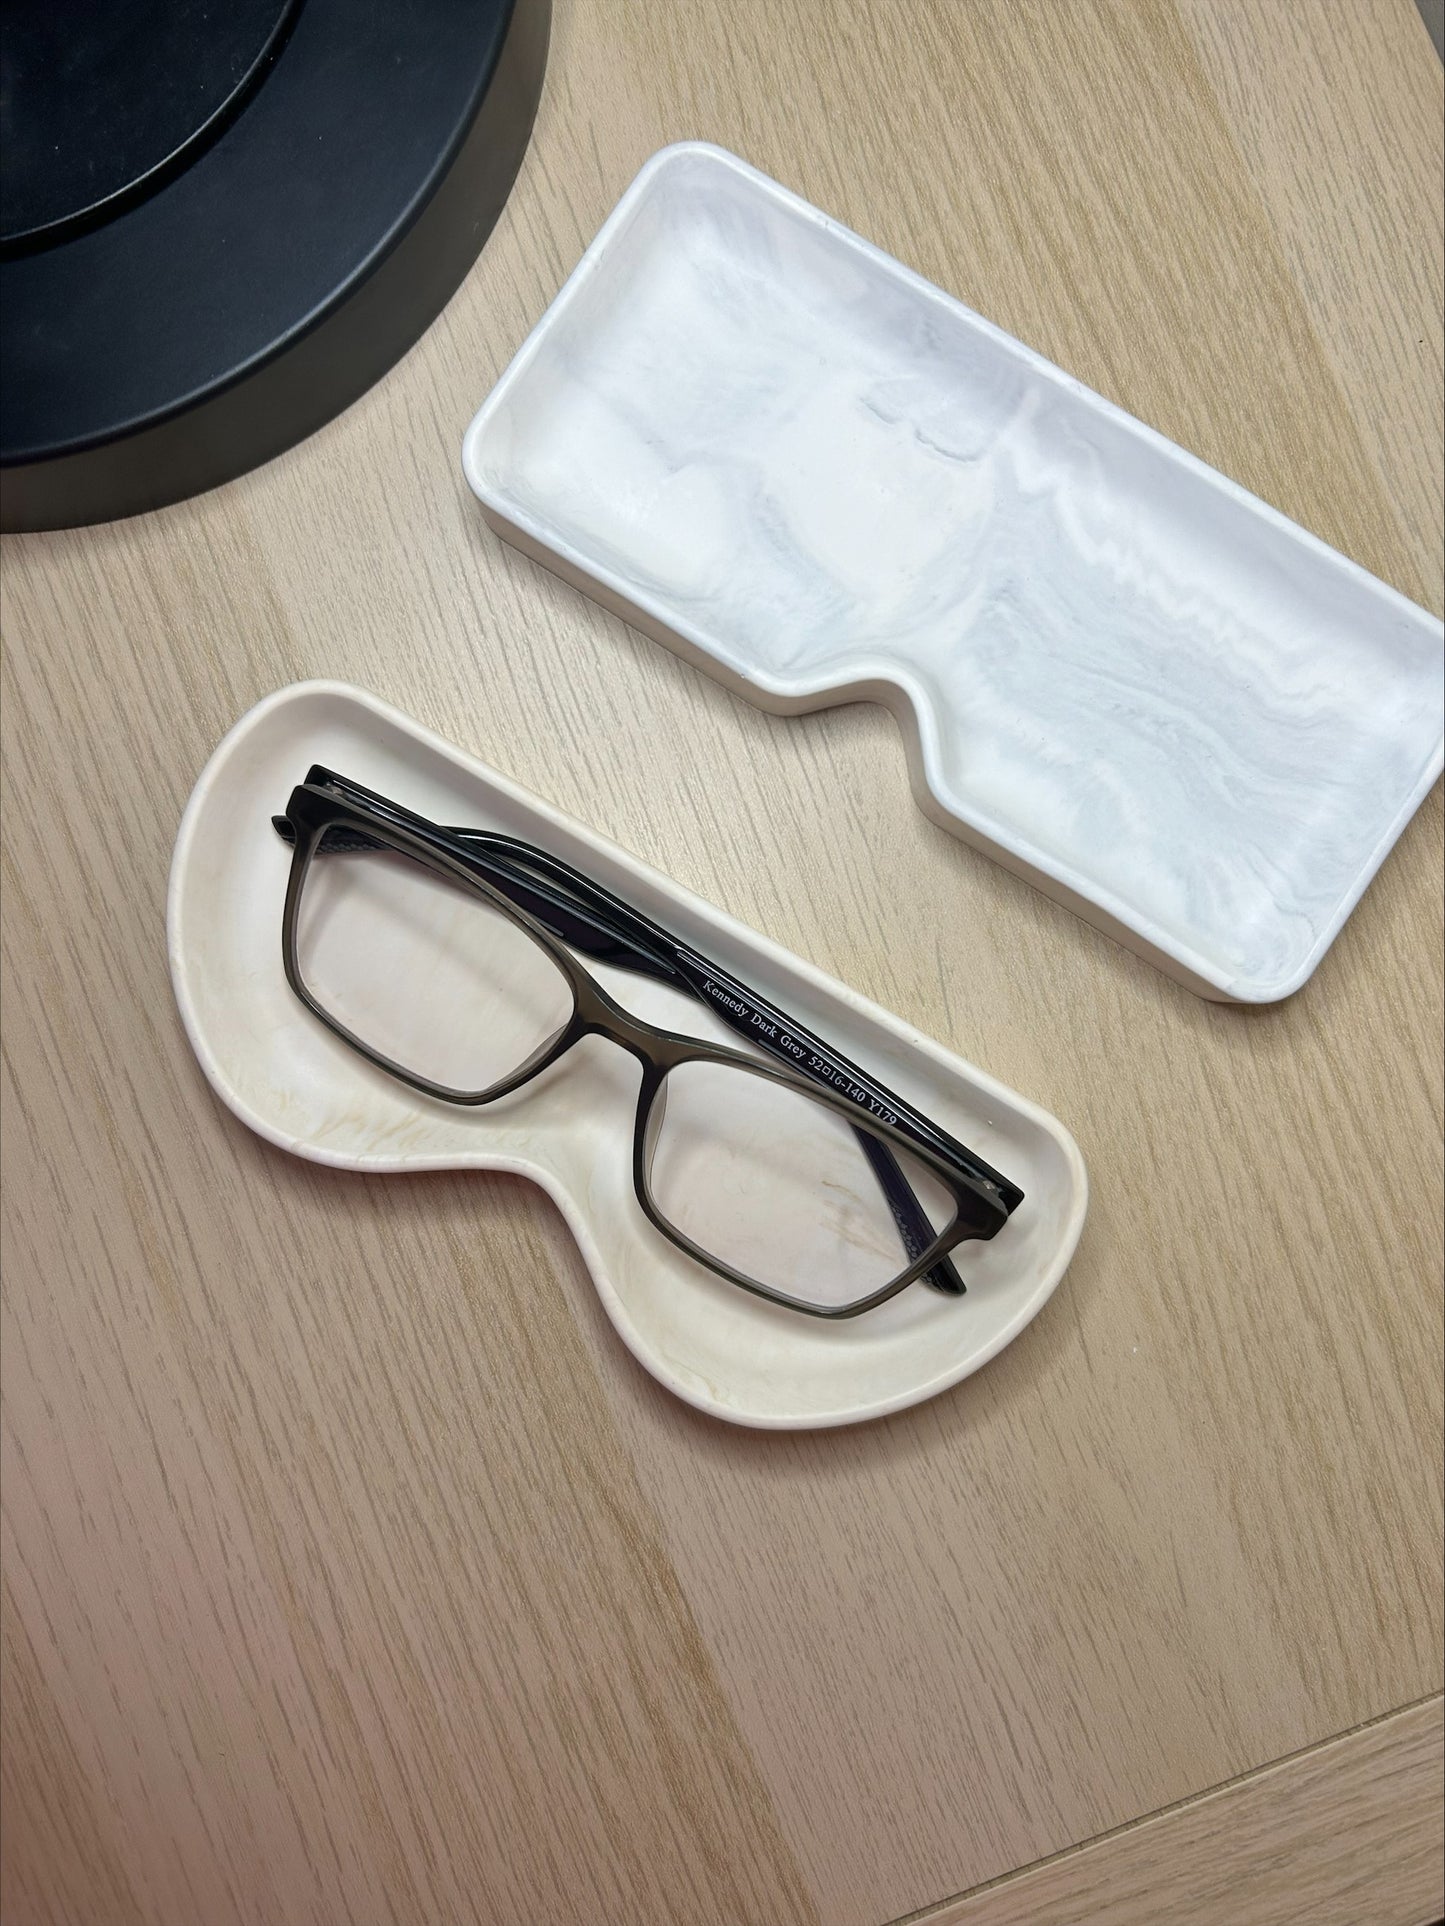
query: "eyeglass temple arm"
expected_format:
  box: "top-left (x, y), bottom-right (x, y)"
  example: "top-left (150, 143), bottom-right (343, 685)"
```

top-left (272, 815), bottom-right (681, 982)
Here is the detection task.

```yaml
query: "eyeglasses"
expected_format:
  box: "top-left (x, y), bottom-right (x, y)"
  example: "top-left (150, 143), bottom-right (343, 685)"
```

top-left (273, 767), bottom-right (1024, 1318)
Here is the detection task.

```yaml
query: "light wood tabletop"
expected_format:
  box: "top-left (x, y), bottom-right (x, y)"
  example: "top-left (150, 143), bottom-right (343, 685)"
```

top-left (3, 2), bottom-right (1442, 1922)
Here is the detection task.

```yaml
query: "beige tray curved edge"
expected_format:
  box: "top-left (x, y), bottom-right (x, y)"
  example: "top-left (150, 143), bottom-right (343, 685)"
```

top-left (167, 680), bottom-right (1088, 1430)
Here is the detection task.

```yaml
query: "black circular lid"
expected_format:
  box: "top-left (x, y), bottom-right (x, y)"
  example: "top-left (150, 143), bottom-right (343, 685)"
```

top-left (0, 0), bottom-right (549, 530)
top-left (1, 0), bottom-right (300, 249)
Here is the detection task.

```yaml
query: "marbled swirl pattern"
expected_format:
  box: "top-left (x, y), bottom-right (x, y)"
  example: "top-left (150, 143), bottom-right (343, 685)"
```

top-left (467, 144), bottom-right (1445, 1000)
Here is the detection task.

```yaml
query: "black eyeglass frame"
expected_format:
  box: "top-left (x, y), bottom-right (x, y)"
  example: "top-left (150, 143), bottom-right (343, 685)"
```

top-left (278, 766), bottom-right (1023, 1320)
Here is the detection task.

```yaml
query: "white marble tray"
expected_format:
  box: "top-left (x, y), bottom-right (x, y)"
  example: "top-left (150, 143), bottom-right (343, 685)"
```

top-left (462, 141), bottom-right (1444, 1003)
top-left (168, 681), bottom-right (1087, 1430)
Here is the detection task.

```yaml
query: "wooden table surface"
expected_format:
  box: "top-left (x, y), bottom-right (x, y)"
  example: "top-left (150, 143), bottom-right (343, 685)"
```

top-left (3, 2), bottom-right (1442, 1922)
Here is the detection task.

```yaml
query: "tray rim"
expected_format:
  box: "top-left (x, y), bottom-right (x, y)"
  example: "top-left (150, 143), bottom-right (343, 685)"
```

top-left (461, 138), bottom-right (1445, 1005)
top-left (167, 678), bottom-right (1089, 1430)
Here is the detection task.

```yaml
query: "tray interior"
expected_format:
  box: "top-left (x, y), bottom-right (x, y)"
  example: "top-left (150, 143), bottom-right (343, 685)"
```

top-left (169, 682), bottom-right (1086, 1428)
top-left (467, 143), bottom-right (1444, 1002)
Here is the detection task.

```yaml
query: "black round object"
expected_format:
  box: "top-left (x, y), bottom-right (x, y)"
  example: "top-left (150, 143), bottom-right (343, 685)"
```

top-left (1, 0), bottom-right (301, 248)
top-left (0, 0), bottom-right (549, 531)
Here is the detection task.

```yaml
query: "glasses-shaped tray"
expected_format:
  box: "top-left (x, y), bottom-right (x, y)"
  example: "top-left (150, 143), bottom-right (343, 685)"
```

top-left (169, 681), bottom-right (1087, 1429)
top-left (462, 142), bottom-right (1444, 1003)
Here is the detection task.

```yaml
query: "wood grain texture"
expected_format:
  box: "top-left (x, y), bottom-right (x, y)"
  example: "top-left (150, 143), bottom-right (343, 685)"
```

top-left (2, 2), bottom-right (1441, 1923)
top-left (910, 1696), bottom-right (1445, 1926)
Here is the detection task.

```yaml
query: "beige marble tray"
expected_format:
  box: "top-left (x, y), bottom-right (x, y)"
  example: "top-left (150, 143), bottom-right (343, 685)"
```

top-left (168, 680), bottom-right (1087, 1428)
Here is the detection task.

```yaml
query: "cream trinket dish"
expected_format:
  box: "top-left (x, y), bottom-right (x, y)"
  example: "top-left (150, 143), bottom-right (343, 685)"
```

top-left (169, 682), bottom-right (1087, 1429)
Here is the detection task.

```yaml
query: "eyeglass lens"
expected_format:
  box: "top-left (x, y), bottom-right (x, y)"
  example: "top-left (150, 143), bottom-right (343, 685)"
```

top-left (296, 831), bottom-right (574, 1095)
top-left (645, 1060), bottom-right (956, 1309)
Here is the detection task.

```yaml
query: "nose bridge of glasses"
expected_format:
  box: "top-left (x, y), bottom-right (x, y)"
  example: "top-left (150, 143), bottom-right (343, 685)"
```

top-left (574, 973), bottom-right (696, 1073)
